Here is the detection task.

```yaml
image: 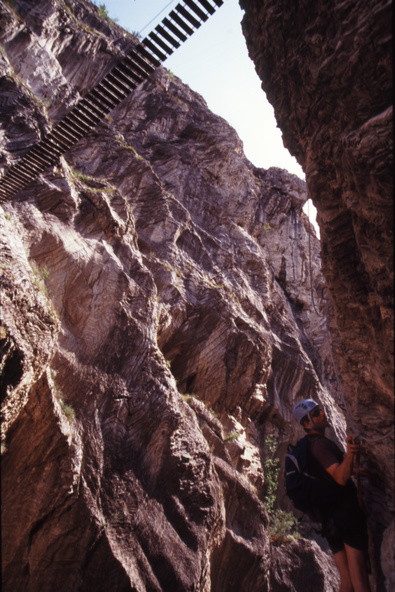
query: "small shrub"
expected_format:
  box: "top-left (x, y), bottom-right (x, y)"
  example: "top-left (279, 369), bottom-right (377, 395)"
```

top-left (268, 509), bottom-right (300, 544)
top-left (30, 261), bottom-right (50, 298)
top-left (63, 405), bottom-right (75, 422)
top-left (55, 392), bottom-right (75, 423)
top-left (97, 3), bottom-right (108, 19)
top-left (182, 393), bottom-right (197, 402)
top-left (263, 433), bottom-right (300, 544)
top-left (224, 432), bottom-right (239, 443)
top-left (69, 168), bottom-right (95, 182)
top-left (126, 29), bottom-right (141, 39)
top-left (94, 2), bottom-right (118, 24)
top-left (263, 433), bottom-right (280, 512)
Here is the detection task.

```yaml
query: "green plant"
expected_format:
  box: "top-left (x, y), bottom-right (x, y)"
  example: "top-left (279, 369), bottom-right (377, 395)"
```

top-left (93, 2), bottom-right (119, 24)
top-left (68, 167), bottom-right (116, 194)
top-left (182, 393), bottom-right (198, 402)
top-left (114, 135), bottom-right (143, 159)
top-left (115, 137), bottom-right (144, 160)
top-left (29, 263), bottom-right (58, 322)
top-left (125, 29), bottom-right (141, 39)
top-left (268, 509), bottom-right (300, 544)
top-left (69, 168), bottom-right (96, 182)
top-left (263, 433), bottom-right (300, 544)
top-left (63, 405), bottom-right (75, 422)
top-left (62, 2), bottom-right (105, 37)
top-left (203, 273), bottom-right (224, 289)
top-left (263, 434), bottom-right (280, 512)
top-left (58, 397), bottom-right (75, 423)
top-left (96, 3), bottom-right (109, 19)
top-left (30, 261), bottom-right (50, 298)
top-left (224, 432), bottom-right (239, 443)
top-left (53, 386), bottom-right (75, 424)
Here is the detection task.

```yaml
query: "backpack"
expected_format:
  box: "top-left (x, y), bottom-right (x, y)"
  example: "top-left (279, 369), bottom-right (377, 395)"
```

top-left (285, 436), bottom-right (345, 518)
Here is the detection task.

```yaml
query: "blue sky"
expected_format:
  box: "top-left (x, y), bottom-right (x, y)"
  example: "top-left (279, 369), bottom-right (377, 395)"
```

top-left (100, 0), bottom-right (304, 177)
top-left (97, 1), bottom-right (319, 233)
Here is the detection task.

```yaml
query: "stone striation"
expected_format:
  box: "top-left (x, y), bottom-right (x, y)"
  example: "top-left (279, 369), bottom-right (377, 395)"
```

top-left (240, 0), bottom-right (393, 589)
top-left (0, 0), bottom-right (366, 590)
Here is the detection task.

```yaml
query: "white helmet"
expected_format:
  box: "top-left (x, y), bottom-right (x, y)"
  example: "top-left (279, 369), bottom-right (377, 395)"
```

top-left (293, 399), bottom-right (319, 425)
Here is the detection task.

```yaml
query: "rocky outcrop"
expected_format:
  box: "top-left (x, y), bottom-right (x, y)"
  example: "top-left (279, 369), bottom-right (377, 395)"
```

top-left (240, 0), bottom-right (393, 589)
top-left (0, 0), bottom-right (380, 590)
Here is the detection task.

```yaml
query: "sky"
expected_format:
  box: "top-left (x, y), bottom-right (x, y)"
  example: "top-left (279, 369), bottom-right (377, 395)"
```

top-left (96, 0), bottom-right (319, 233)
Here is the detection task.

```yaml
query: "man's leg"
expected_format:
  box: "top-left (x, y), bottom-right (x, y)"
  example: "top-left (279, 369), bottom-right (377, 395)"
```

top-left (333, 549), bottom-right (354, 592)
top-left (344, 544), bottom-right (371, 592)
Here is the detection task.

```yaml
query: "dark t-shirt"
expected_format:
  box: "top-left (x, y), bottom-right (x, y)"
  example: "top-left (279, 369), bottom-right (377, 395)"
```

top-left (306, 434), bottom-right (368, 552)
top-left (307, 434), bottom-right (357, 501)
top-left (309, 435), bottom-right (344, 470)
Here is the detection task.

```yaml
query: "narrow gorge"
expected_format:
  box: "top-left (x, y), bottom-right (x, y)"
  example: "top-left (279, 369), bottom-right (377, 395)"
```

top-left (0, 1), bottom-right (393, 591)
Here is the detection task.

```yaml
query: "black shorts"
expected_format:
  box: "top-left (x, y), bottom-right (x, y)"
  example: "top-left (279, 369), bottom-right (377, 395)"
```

top-left (321, 502), bottom-right (369, 555)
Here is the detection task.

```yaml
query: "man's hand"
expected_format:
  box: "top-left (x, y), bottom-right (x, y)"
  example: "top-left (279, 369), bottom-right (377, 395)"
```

top-left (326, 434), bottom-right (361, 485)
top-left (346, 435), bottom-right (361, 457)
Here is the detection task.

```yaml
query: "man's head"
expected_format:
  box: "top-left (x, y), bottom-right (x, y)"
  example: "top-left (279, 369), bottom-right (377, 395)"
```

top-left (293, 399), bottom-right (327, 432)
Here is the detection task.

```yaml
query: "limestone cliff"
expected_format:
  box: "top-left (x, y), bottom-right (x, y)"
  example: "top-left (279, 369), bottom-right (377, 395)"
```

top-left (241, 0), bottom-right (394, 589)
top-left (0, 0), bottom-right (384, 590)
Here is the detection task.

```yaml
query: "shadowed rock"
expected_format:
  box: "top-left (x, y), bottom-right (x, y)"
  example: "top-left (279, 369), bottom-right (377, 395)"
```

top-left (241, 0), bottom-right (393, 588)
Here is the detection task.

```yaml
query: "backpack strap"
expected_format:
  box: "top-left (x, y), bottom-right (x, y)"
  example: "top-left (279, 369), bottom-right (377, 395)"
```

top-left (285, 448), bottom-right (321, 481)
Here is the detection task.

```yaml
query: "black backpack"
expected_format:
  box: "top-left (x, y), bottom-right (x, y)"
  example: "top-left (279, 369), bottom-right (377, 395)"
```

top-left (285, 436), bottom-right (345, 517)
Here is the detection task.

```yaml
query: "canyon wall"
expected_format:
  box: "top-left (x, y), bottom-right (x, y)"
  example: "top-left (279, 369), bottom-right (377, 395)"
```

top-left (241, 0), bottom-right (394, 588)
top-left (0, 0), bottom-right (391, 590)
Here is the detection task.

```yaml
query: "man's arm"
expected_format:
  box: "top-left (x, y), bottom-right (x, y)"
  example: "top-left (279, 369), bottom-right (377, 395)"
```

top-left (325, 436), bottom-right (360, 486)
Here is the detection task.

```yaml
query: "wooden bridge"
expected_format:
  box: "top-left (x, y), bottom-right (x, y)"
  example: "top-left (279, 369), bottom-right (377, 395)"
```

top-left (0, 0), bottom-right (224, 200)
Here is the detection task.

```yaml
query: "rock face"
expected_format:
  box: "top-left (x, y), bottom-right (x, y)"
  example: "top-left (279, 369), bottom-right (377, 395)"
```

top-left (240, 0), bottom-right (394, 589)
top-left (0, 0), bottom-right (385, 590)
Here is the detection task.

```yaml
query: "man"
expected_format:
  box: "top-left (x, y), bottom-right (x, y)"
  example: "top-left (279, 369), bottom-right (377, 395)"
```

top-left (293, 399), bottom-right (371, 592)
